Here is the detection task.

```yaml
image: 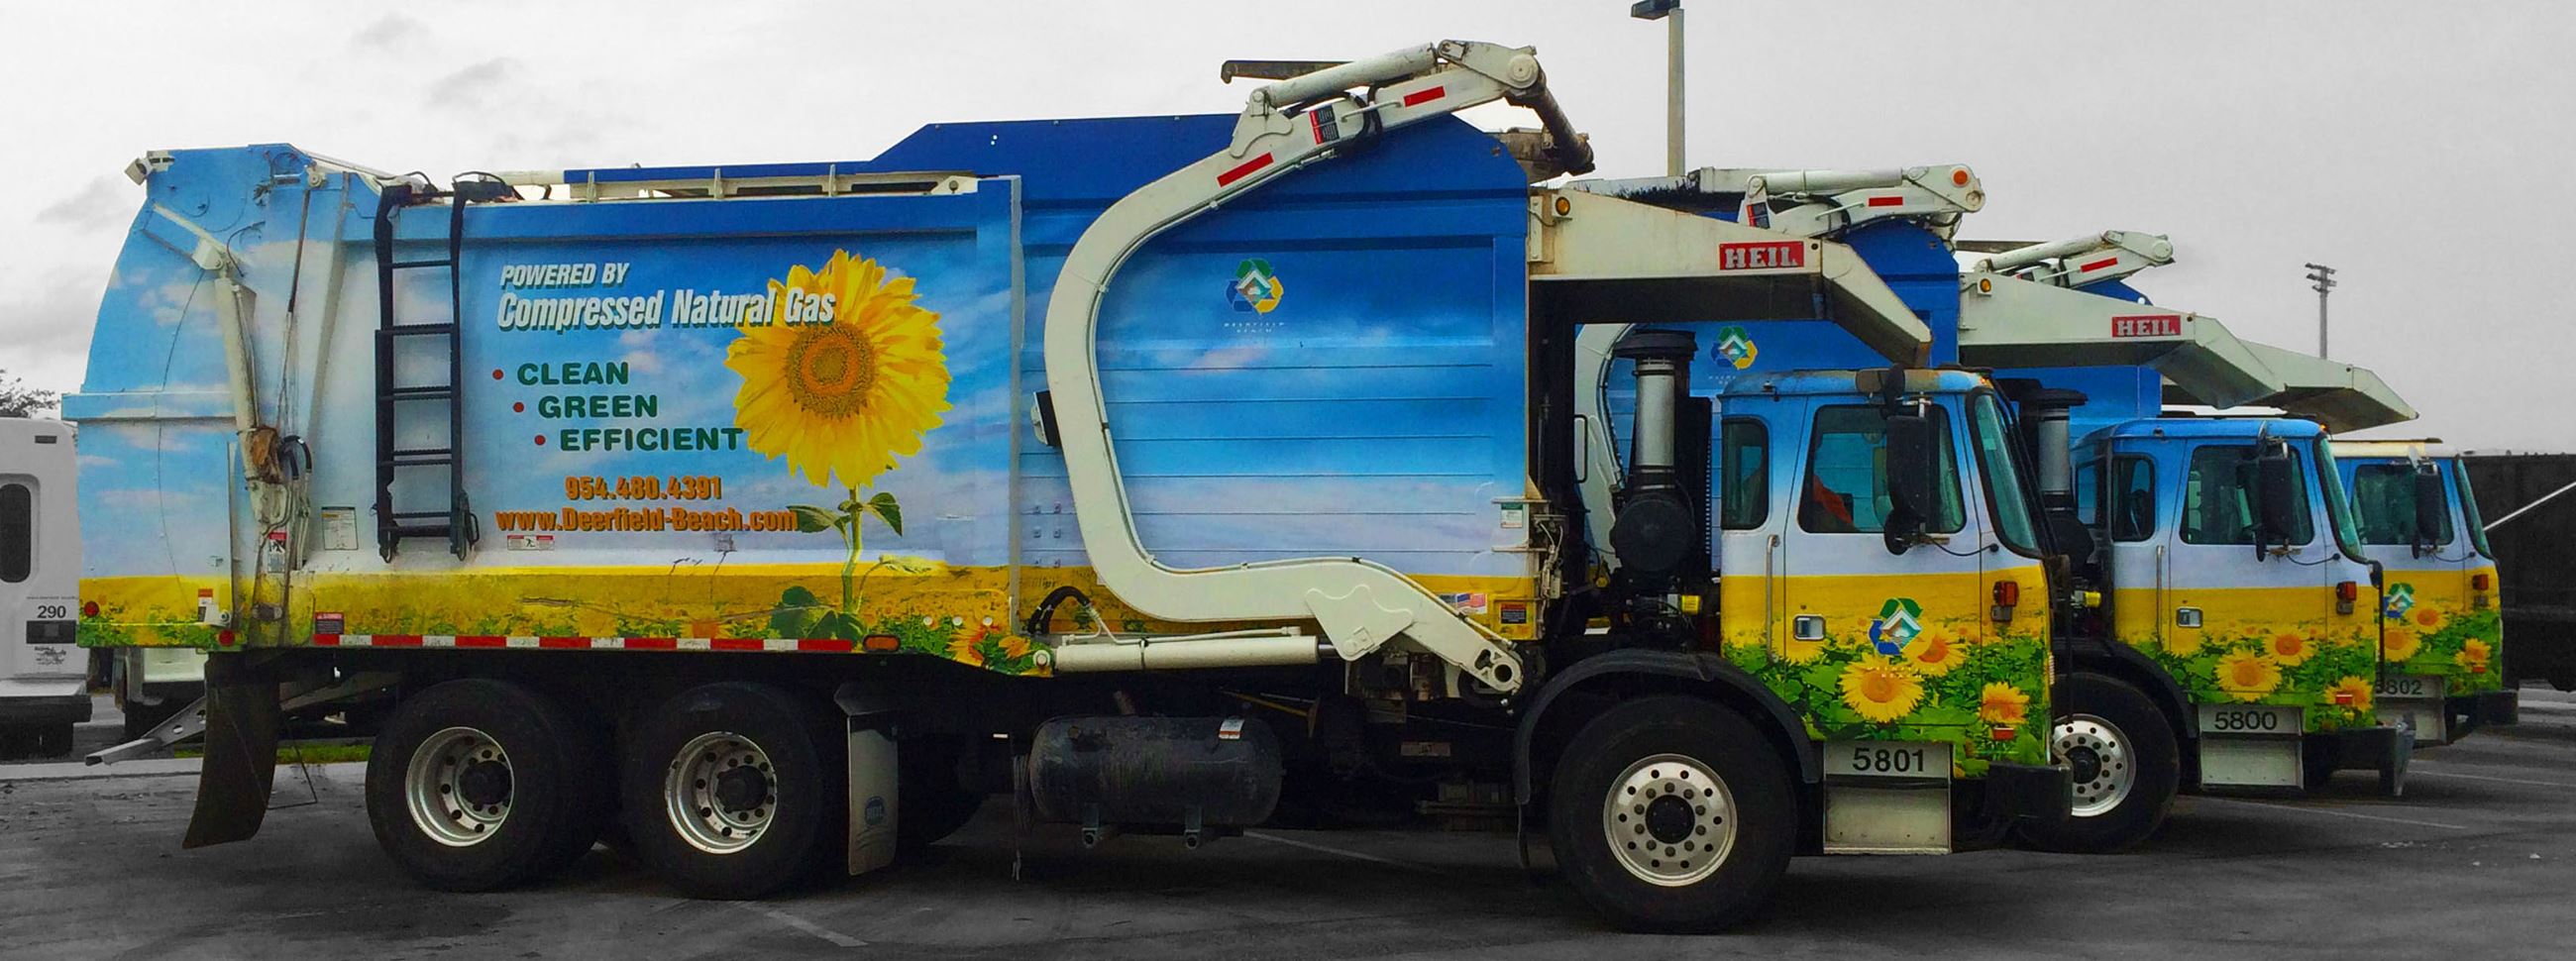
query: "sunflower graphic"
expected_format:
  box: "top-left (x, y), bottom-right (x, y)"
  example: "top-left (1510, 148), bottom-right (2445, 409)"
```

top-left (727, 251), bottom-right (950, 489)
top-left (2413, 607), bottom-right (2448, 632)
top-left (1978, 682), bottom-right (2030, 727)
top-left (2214, 651), bottom-right (2283, 702)
top-left (2267, 632), bottom-right (2314, 667)
top-left (2456, 638), bottom-right (2493, 675)
top-left (2163, 627), bottom-right (2203, 658)
top-left (1908, 633), bottom-right (1967, 677)
top-left (1781, 630), bottom-right (1827, 665)
top-left (1840, 653), bottom-right (1925, 724)
top-left (2384, 628), bottom-right (2422, 663)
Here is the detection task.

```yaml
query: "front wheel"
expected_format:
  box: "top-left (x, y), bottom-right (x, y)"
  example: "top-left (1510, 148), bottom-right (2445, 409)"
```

top-left (364, 680), bottom-right (609, 891)
top-left (2013, 672), bottom-right (2178, 853)
top-left (1546, 696), bottom-right (1794, 933)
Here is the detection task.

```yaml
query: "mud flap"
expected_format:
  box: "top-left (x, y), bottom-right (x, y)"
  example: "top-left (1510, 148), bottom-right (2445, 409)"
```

top-left (181, 653), bottom-right (279, 848)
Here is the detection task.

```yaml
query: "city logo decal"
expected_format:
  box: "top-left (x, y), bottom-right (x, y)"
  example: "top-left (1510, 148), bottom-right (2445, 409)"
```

top-left (1869, 597), bottom-right (1924, 656)
top-left (1713, 325), bottom-right (1758, 370)
top-left (2384, 582), bottom-right (2415, 620)
top-left (1229, 258), bottom-right (1285, 314)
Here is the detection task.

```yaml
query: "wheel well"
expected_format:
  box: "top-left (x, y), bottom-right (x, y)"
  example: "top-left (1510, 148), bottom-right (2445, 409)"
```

top-left (2065, 653), bottom-right (2192, 750)
top-left (1522, 671), bottom-right (1811, 818)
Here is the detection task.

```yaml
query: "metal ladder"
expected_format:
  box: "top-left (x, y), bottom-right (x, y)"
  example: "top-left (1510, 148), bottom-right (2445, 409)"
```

top-left (371, 174), bottom-right (507, 560)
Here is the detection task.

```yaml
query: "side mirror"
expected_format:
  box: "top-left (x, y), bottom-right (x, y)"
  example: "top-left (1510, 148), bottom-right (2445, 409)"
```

top-left (1883, 412), bottom-right (1937, 554)
top-left (2253, 452), bottom-right (2303, 552)
top-left (2411, 469), bottom-right (2447, 556)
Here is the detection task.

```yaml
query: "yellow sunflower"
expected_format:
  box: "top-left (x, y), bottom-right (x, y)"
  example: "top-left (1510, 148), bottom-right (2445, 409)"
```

top-left (727, 251), bottom-right (951, 488)
top-left (2324, 676), bottom-right (2374, 712)
top-left (2266, 632), bottom-right (2314, 667)
top-left (947, 622), bottom-right (996, 667)
top-left (1840, 653), bottom-right (1925, 724)
top-left (1978, 682), bottom-right (2030, 727)
top-left (1908, 632), bottom-right (1968, 677)
top-left (2413, 607), bottom-right (2448, 632)
top-left (2384, 628), bottom-right (2422, 663)
top-left (2455, 638), bottom-right (2492, 675)
top-left (2163, 628), bottom-right (2203, 658)
top-left (2213, 651), bottom-right (2282, 702)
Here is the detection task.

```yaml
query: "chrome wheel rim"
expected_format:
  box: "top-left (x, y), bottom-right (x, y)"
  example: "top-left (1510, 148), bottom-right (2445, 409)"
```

top-left (2055, 713), bottom-right (2135, 817)
top-left (1601, 753), bottom-right (1736, 887)
top-left (405, 726), bottom-right (512, 847)
top-left (664, 731), bottom-right (777, 855)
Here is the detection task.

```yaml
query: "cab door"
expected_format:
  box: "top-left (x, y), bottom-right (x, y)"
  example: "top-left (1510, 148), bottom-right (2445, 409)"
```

top-left (2341, 455), bottom-right (2490, 736)
top-left (2159, 441), bottom-right (2370, 721)
top-left (1775, 399), bottom-right (1986, 736)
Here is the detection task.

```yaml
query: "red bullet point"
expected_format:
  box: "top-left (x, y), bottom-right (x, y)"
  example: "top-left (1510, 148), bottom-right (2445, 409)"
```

top-left (491, 369), bottom-right (504, 379)
top-left (534, 435), bottom-right (546, 446)
top-left (512, 401), bottom-right (525, 413)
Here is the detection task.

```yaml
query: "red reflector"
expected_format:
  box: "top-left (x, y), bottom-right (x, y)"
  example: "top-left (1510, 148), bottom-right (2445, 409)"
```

top-left (217, 630), bottom-right (237, 648)
top-left (80, 601), bottom-right (99, 617)
top-left (623, 636), bottom-right (677, 651)
top-left (1400, 85), bottom-right (1446, 107)
top-left (1993, 581), bottom-right (2020, 606)
top-left (536, 635), bottom-right (588, 650)
top-left (1989, 725), bottom-right (2017, 742)
top-left (2079, 256), bottom-right (2120, 272)
top-left (1866, 195), bottom-right (1905, 207)
top-left (2333, 690), bottom-right (2355, 705)
top-left (796, 638), bottom-right (856, 654)
top-left (456, 635), bottom-right (507, 649)
top-left (2336, 581), bottom-right (2359, 601)
top-left (2473, 574), bottom-right (2492, 590)
top-left (1216, 153), bottom-right (1274, 187)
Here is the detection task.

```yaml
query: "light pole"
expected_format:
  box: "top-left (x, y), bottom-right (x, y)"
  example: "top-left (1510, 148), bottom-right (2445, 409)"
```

top-left (2304, 263), bottom-right (2337, 358)
top-left (1632, 0), bottom-right (1684, 176)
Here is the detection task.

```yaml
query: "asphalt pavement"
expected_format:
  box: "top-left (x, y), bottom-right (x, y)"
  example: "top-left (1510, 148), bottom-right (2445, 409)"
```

top-left (3, 690), bottom-right (2572, 960)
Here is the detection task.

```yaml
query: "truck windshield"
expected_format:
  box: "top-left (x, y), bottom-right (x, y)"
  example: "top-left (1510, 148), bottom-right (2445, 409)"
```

top-left (2313, 440), bottom-right (2367, 562)
top-left (2454, 458), bottom-right (2496, 559)
top-left (2350, 463), bottom-right (2452, 546)
top-left (1969, 394), bottom-right (2041, 556)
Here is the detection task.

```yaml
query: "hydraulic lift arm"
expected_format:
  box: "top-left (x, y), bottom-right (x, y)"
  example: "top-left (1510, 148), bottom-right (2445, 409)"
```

top-left (1975, 230), bottom-right (2175, 288)
top-left (1041, 42), bottom-right (1590, 694)
top-left (1569, 164), bottom-right (1985, 239)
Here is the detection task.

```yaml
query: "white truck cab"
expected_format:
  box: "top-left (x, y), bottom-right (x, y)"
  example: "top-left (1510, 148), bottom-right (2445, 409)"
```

top-left (0, 417), bottom-right (86, 759)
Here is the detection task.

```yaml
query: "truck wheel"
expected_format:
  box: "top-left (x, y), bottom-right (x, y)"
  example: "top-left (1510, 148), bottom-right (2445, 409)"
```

top-left (1546, 695), bottom-right (1793, 933)
top-left (899, 736), bottom-right (985, 853)
top-left (2014, 673), bottom-right (2178, 853)
top-left (365, 680), bottom-right (609, 891)
top-left (622, 683), bottom-right (844, 899)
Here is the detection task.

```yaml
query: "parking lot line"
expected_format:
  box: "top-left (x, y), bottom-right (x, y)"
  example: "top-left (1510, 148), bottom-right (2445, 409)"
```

top-left (2408, 767), bottom-right (2576, 790)
top-left (732, 901), bottom-right (868, 948)
top-left (2195, 796), bottom-right (2469, 831)
top-left (1242, 830), bottom-right (1449, 876)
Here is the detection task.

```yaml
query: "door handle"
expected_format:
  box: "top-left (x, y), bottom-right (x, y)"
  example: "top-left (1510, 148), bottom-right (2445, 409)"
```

top-left (1792, 614), bottom-right (1825, 641)
top-left (2175, 606), bottom-right (2203, 629)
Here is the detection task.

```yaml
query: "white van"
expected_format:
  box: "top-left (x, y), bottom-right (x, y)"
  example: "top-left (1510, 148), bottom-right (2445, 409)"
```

top-left (0, 417), bottom-right (85, 759)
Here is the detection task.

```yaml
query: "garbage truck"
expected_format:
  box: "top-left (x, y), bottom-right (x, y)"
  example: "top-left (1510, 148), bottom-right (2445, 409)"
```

top-left (0, 417), bottom-right (85, 760)
top-left (1564, 166), bottom-right (2419, 852)
top-left (65, 42), bottom-right (2070, 932)
top-left (2331, 440), bottom-right (2516, 743)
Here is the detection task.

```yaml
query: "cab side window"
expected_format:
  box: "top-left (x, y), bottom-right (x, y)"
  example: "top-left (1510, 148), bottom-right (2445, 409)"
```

top-left (2180, 446), bottom-right (2312, 545)
top-left (1719, 419), bottom-right (1769, 530)
top-left (2110, 456), bottom-right (2156, 543)
top-left (1798, 405), bottom-right (1963, 534)
top-left (1, 482), bottom-right (29, 584)
top-left (2351, 465), bottom-right (2453, 546)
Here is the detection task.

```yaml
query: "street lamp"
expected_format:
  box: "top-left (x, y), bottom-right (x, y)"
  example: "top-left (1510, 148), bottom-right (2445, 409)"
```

top-left (2304, 263), bottom-right (2337, 358)
top-left (1631, 0), bottom-right (1684, 176)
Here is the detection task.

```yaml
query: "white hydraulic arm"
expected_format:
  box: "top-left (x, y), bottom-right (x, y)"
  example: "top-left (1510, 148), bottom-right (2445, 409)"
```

top-left (1041, 41), bottom-right (1592, 694)
top-left (1974, 230), bottom-right (2174, 288)
top-left (1568, 164), bottom-right (1984, 239)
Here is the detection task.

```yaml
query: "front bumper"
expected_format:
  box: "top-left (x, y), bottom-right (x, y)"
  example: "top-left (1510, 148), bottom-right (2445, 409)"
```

top-left (2448, 690), bottom-right (2520, 739)
top-left (1980, 761), bottom-right (2074, 824)
top-left (2314, 725), bottom-right (2414, 795)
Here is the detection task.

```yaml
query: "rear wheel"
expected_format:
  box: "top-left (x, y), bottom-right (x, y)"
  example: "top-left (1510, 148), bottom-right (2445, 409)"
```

top-left (622, 683), bottom-right (844, 899)
top-left (365, 680), bottom-right (609, 891)
top-left (2014, 673), bottom-right (2178, 853)
top-left (1546, 696), bottom-right (1794, 933)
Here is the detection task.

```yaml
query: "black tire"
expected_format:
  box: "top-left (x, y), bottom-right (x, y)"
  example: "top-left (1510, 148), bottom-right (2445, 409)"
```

top-left (621, 683), bottom-right (844, 899)
top-left (1546, 696), bottom-right (1795, 933)
top-left (2013, 673), bottom-right (2179, 853)
top-left (365, 680), bottom-right (610, 892)
top-left (898, 735), bottom-right (985, 853)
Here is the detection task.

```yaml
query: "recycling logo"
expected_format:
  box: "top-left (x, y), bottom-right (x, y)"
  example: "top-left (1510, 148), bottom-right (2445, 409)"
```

top-left (1229, 258), bottom-right (1285, 314)
top-left (1713, 325), bottom-right (1758, 370)
top-left (1869, 597), bottom-right (1924, 656)
top-left (2384, 583), bottom-right (2415, 620)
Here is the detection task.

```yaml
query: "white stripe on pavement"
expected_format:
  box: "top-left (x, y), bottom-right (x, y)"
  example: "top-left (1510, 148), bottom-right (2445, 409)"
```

top-left (732, 902), bottom-right (868, 948)
top-left (2196, 796), bottom-right (2468, 830)
top-left (1243, 830), bottom-right (1449, 876)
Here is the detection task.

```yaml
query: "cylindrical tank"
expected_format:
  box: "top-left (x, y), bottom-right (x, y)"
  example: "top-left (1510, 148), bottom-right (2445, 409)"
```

top-left (1025, 715), bottom-right (1284, 831)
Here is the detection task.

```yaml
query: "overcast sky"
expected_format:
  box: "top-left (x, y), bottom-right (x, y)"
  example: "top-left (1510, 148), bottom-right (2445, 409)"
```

top-left (4, 1), bottom-right (2570, 450)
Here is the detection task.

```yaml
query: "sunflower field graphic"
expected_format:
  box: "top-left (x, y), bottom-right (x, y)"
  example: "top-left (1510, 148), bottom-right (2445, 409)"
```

top-left (2380, 583), bottom-right (2505, 694)
top-left (723, 251), bottom-right (1034, 675)
top-left (1721, 593), bottom-right (2051, 776)
top-left (2121, 606), bottom-right (2381, 732)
